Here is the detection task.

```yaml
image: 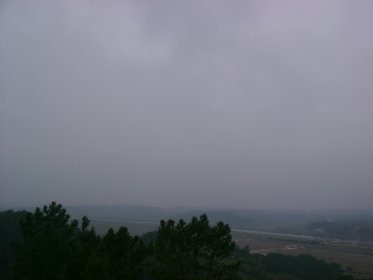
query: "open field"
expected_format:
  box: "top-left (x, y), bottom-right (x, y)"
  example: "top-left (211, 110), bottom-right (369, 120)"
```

top-left (90, 218), bottom-right (373, 278)
top-left (232, 231), bottom-right (373, 279)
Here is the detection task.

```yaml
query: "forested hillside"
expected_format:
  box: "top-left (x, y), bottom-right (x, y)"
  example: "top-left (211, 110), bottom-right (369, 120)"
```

top-left (0, 202), bottom-right (359, 279)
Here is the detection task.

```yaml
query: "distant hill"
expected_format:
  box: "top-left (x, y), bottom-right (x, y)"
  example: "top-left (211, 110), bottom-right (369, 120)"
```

top-left (10, 204), bottom-right (373, 240)
top-left (65, 204), bottom-right (192, 222)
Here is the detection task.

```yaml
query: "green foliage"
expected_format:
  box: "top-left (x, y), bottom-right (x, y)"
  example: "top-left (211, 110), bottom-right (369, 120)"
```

top-left (12, 202), bottom-right (148, 280)
top-left (0, 210), bottom-right (27, 280)
top-left (13, 202), bottom-right (80, 279)
top-left (100, 227), bottom-right (148, 279)
top-left (70, 216), bottom-right (102, 279)
top-left (153, 214), bottom-right (240, 280)
top-left (2, 202), bottom-right (359, 280)
top-left (238, 252), bottom-right (346, 280)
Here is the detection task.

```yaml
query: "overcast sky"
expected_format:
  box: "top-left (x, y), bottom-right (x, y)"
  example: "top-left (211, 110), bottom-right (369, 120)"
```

top-left (1, 0), bottom-right (372, 209)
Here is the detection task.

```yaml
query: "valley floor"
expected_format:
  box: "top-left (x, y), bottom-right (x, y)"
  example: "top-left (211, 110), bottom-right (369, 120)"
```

top-left (232, 231), bottom-right (373, 279)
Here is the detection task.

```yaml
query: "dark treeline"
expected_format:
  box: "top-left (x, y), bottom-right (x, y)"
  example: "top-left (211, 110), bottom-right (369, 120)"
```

top-left (0, 202), bottom-right (360, 280)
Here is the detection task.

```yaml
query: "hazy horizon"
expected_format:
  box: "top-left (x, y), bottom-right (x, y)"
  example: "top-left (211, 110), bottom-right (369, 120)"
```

top-left (1, 0), bottom-right (372, 209)
top-left (4, 202), bottom-right (373, 213)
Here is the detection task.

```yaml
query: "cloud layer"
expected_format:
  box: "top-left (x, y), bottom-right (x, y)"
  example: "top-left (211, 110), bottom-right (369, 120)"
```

top-left (1, 0), bottom-right (372, 208)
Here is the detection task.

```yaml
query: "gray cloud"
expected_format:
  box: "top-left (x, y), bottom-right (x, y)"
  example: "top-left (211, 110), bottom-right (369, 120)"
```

top-left (1, 0), bottom-right (372, 209)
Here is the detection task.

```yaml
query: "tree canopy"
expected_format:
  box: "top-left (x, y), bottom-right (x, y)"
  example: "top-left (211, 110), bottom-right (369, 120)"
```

top-left (0, 202), bottom-right (356, 280)
top-left (154, 214), bottom-right (240, 280)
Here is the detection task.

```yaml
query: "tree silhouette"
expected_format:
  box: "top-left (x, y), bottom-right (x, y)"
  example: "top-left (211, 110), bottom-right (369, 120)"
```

top-left (13, 202), bottom-right (79, 280)
top-left (153, 214), bottom-right (240, 280)
top-left (13, 202), bottom-right (148, 280)
top-left (100, 226), bottom-right (148, 279)
top-left (10, 202), bottom-right (351, 280)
